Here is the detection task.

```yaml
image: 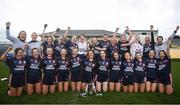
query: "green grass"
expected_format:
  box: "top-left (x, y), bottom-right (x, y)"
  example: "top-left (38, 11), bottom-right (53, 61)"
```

top-left (0, 60), bottom-right (180, 104)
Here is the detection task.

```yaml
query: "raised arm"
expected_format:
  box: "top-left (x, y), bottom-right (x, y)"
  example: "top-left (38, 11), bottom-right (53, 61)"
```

top-left (0, 47), bottom-right (13, 61)
top-left (126, 26), bottom-right (133, 42)
top-left (167, 25), bottom-right (179, 57)
top-left (168, 25), bottom-right (179, 40)
top-left (150, 25), bottom-right (155, 50)
top-left (164, 25), bottom-right (179, 45)
top-left (63, 27), bottom-right (71, 39)
top-left (41, 24), bottom-right (48, 42)
top-left (113, 27), bottom-right (119, 38)
top-left (6, 22), bottom-right (18, 43)
top-left (129, 34), bottom-right (135, 44)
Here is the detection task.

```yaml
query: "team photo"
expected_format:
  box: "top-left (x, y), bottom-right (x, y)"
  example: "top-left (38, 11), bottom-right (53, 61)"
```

top-left (0, 0), bottom-right (180, 104)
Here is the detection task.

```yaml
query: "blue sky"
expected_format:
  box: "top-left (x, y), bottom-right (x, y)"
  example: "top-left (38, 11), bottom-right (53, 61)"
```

top-left (0, 0), bottom-right (179, 41)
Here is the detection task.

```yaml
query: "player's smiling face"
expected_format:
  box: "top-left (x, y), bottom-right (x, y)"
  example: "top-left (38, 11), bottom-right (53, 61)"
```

top-left (125, 52), bottom-right (131, 60)
top-left (100, 51), bottom-right (106, 59)
top-left (121, 35), bottom-right (127, 43)
top-left (79, 35), bottom-right (85, 42)
top-left (72, 36), bottom-right (77, 43)
top-left (103, 35), bottom-right (108, 41)
top-left (113, 52), bottom-right (119, 60)
top-left (61, 49), bottom-right (67, 57)
top-left (47, 48), bottom-right (53, 57)
top-left (16, 50), bottom-right (24, 59)
top-left (145, 36), bottom-right (150, 44)
top-left (48, 37), bottom-right (53, 44)
top-left (157, 37), bottom-right (163, 44)
top-left (159, 51), bottom-right (165, 59)
top-left (32, 49), bottom-right (39, 59)
top-left (31, 32), bottom-right (38, 41)
top-left (19, 31), bottom-right (27, 41)
top-left (72, 48), bottom-right (78, 56)
top-left (92, 37), bottom-right (97, 44)
top-left (149, 50), bottom-right (155, 59)
top-left (88, 51), bottom-right (94, 59)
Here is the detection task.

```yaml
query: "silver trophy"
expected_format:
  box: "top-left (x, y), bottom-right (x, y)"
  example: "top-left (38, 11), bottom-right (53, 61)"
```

top-left (80, 83), bottom-right (102, 97)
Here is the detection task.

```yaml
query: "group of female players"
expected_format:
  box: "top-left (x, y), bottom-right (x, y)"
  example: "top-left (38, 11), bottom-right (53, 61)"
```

top-left (1, 22), bottom-right (179, 97)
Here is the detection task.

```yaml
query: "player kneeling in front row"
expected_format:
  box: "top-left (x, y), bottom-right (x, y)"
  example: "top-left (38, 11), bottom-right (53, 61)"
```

top-left (41, 47), bottom-right (57, 95)
top-left (109, 51), bottom-right (123, 92)
top-left (70, 48), bottom-right (82, 92)
top-left (133, 52), bottom-right (145, 93)
top-left (57, 48), bottom-right (69, 92)
top-left (26, 48), bottom-right (42, 95)
top-left (121, 52), bottom-right (134, 93)
top-left (80, 50), bottom-right (102, 97)
top-left (157, 50), bottom-right (173, 95)
top-left (1, 48), bottom-right (26, 96)
top-left (96, 51), bottom-right (109, 93)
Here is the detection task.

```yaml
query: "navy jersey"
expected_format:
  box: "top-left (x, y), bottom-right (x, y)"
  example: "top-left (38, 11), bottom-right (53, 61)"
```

top-left (99, 40), bottom-right (110, 50)
top-left (67, 40), bottom-right (78, 55)
top-left (110, 60), bottom-right (122, 71)
top-left (157, 58), bottom-right (171, 75)
top-left (109, 59), bottom-right (122, 82)
top-left (42, 41), bottom-right (55, 57)
top-left (143, 31), bottom-right (155, 59)
top-left (41, 57), bottom-right (57, 74)
top-left (145, 58), bottom-right (158, 78)
top-left (54, 41), bottom-right (68, 57)
top-left (82, 59), bottom-right (97, 83)
top-left (107, 44), bottom-right (119, 58)
top-left (26, 56), bottom-right (42, 77)
top-left (118, 41), bottom-right (130, 57)
top-left (143, 44), bottom-right (154, 59)
top-left (97, 58), bottom-right (110, 74)
top-left (121, 60), bottom-right (134, 76)
top-left (6, 58), bottom-right (26, 74)
top-left (57, 57), bottom-right (70, 71)
top-left (83, 59), bottom-right (97, 76)
top-left (70, 55), bottom-right (82, 72)
top-left (134, 60), bottom-right (145, 73)
top-left (89, 42), bottom-right (100, 57)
